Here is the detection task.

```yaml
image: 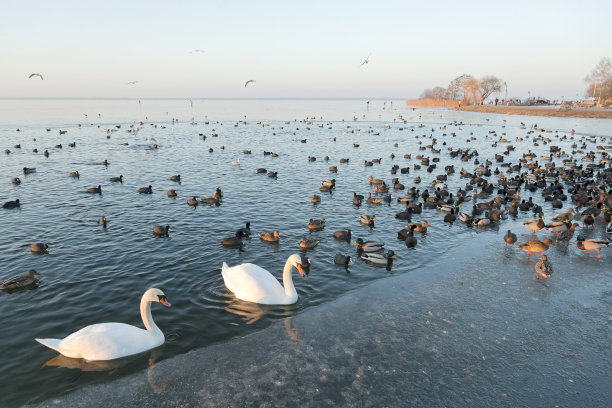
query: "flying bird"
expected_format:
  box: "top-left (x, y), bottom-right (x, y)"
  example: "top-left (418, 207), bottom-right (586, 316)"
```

top-left (29, 73), bottom-right (43, 80)
top-left (244, 80), bottom-right (256, 87)
top-left (189, 49), bottom-right (205, 53)
top-left (127, 81), bottom-right (138, 85)
top-left (360, 54), bottom-right (371, 66)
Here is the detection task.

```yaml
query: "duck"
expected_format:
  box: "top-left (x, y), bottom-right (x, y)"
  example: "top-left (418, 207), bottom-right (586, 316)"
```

top-left (362, 250), bottom-right (397, 265)
top-left (458, 212), bottom-right (473, 223)
top-left (86, 185), bottom-right (102, 194)
top-left (23, 167), bottom-right (36, 174)
top-left (353, 238), bottom-right (384, 252)
top-left (187, 196), bottom-right (198, 206)
top-left (1, 270), bottom-right (40, 290)
top-left (547, 221), bottom-right (570, 235)
top-left (167, 189), bottom-right (177, 197)
top-left (523, 214), bottom-right (545, 234)
top-left (109, 175), bottom-right (123, 183)
top-left (473, 216), bottom-right (491, 227)
top-left (2, 199), bottom-right (20, 209)
top-left (170, 174), bottom-right (181, 182)
top-left (406, 221), bottom-right (428, 233)
top-left (307, 219), bottom-right (326, 231)
top-left (443, 208), bottom-right (456, 223)
top-left (535, 255), bottom-right (553, 279)
top-left (504, 230), bottom-right (517, 246)
top-left (153, 225), bottom-right (171, 236)
top-left (367, 192), bottom-right (381, 205)
top-left (333, 229), bottom-right (352, 241)
top-left (30, 243), bottom-right (49, 253)
top-left (353, 192), bottom-right (364, 206)
top-left (11, 177), bottom-right (21, 184)
top-left (200, 195), bottom-right (220, 205)
top-left (299, 236), bottom-right (319, 249)
top-left (404, 225), bottom-right (418, 248)
top-left (237, 222), bottom-right (251, 236)
top-left (368, 176), bottom-right (384, 185)
top-left (360, 214), bottom-right (376, 227)
top-left (222, 230), bottom-right (245, 247)
top-left (556, 223), bottom-right (579, 242)
top-left (69, 171), bottom-right (80, 178)
top-left (576, 236), bottom-right (610, 259)
top-left (321, 179), bottom-right (336, 188)
top-left (36, 288), bottom-right (171, 361)
top-left (517, 240), bottom-right (549, 256)
top-left (334, 254), bottom-right (351, 266)
top-left (311, 194), bottom-right (321, 203)
top-left (582, 214), bottom-right (595, 229)
top-left (259, 231), bottom-right (280, 242)
top-left (99, 216), bottom-right (107, 227)
top-left (221, 254), bottom-right (310, 304)
top-left (138, 185), bottom-right (153, 194)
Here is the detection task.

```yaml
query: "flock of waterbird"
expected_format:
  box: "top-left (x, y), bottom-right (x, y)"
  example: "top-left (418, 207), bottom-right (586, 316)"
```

top-left (1, 107), bottom-right (611, 362)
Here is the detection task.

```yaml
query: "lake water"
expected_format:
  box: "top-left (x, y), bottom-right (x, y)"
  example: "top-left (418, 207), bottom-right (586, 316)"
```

top-left (0, 99), bottom-right (610, 407)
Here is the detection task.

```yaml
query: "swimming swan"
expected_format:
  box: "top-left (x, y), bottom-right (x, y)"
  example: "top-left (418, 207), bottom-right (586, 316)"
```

top-left (221, 254), bottom-right (310, 305)
top-left (35, 288), bottom-right (171, 361)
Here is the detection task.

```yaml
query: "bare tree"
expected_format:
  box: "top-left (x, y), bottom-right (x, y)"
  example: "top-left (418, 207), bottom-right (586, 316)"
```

top-left (447, 74), bottom-right (472, 101)
top-left (462, 77), bottom-right (481, 105)
top-left (585, 57), bottom-right (612, 99)
top-left (479, 75), bottom-right (503, 101)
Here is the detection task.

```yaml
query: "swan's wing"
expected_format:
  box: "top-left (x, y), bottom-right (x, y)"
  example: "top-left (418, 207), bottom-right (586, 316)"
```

top-left (38, 323), bottom-right (156, 361)
top-left (222, 263), bottom-right (285, 303)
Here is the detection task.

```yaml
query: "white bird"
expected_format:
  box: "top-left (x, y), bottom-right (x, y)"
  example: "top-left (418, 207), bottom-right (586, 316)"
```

top-left (221, 254), bottom-right (309, 305)
top-left (127, 81), bottom-right (138, 85)
top-left (29, 73), bottom-right (43, 80)
top-left (360, 53), bottom-right (371, 66)
top-left (189, 49), bottom-right (205, 53)
top-left (244, 79), bottom-right (256, 87)
top-left (35, 288), bottom-right (171, 361)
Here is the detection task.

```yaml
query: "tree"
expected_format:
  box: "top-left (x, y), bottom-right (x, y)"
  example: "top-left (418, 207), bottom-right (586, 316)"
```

top-left (420, 86), bottom-right (447, 100)
top-left (462, 77), bottom-right (481, 105)
top-left (446, 74), bottom-right (472, 101)
top-left (479, 75), bottom-right (503, 101)
top-left (584, 57), bottom-right (612, 99)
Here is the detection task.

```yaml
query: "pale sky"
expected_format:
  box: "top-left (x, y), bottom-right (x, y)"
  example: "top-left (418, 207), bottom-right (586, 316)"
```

top-left (1, 0), bottom-right (611, 99)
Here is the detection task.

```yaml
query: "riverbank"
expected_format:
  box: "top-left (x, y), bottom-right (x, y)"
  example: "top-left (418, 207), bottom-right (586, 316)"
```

top-left (29, 234), bottom-right (612, 408)
top-left (456, 105), bottom-right (612, 119)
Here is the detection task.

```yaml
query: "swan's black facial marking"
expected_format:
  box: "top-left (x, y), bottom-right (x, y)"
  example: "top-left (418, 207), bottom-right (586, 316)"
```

top-left (298, 256), bottom-right (311, 275)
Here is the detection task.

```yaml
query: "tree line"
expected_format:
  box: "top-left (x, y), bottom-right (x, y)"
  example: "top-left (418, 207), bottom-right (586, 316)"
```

top-left (420, 74), bottom-right (504, 105)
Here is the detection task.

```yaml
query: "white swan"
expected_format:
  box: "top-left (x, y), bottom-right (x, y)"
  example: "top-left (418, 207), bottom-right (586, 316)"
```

top-left (35, 288), bottom-right (171, 361)
top-left (222, 254), bottom-right (310, 305)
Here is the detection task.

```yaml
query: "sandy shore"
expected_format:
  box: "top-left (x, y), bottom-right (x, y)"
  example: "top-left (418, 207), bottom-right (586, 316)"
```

top-left (456, 105), bottom-right (612, 119)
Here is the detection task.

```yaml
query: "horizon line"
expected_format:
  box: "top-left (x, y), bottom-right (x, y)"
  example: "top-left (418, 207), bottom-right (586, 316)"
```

top-left (0, 96), bottom-right (411, 101)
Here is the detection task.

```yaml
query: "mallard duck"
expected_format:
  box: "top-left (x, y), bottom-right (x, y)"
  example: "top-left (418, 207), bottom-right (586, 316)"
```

top-left (368, 176), bottom-right (384, 185)
top-left (362, 250), bottom-right (397, 265)
top-left (86, 185), bottom-right (102, 194)
top-left (523, 214), bottom-right (544, 234)
top-left (222, 230), bottom-right (244, 247)
top-left (576, 236), bottom-right (610, 258)
top-left (375, 184), bottom-right (389, 194)
top-left (69, 171), bottom-right (79, 178)
top-left (2, 199), bottom-right (20, 209)
top-left (237, 222), bottom-right (251, 236)
top-left (99, 216), bottom-right (107, 227)
top-left (334, 254), bottom-right (351, 266)
top-left (360, 214), bottom-right (376, 227)
top-left (582, 214), bottom-right (594, 229)
top-left (353, 238), bottom-right (384, 252)
top-left (299, 236), bottom-right (318, 249)
top-left (333, 229), bottom-right (352, 240)
top-left (473, 216), bottom-right (491, 226)
top-left (259, 231), bottom-right (280, 242)
top-left (153, 225), bottom-right (170, 236)
top-left (30, 243), bottom-right (49, 253)
top-left (109, 175), bottom-right (123, 183)
top-left (321, 179), bottom-right (335, 188)
top-left (170, 174), bottom-right (181, 182)
top-left (535, 255), bottom-right (553, 279)
top-left (504, 230), bottom-right (517, 246)
top-left (1, 269), bottom-right (40, 290)
top-left (11, 177), bottom-right (21, 184)
top-left (167, 189), bottom-right (177, 197)
top-left (214, 188), bottom-right (223, 201)
top-left (458, 212), bottom-right (472, 223)
top-left (187, 196), bottom-right (198, 206)
top-left (517, 240), bottom-right (549, 256)
top-left (556, 223), bottom-right (578, 241)
top-left (307, 219), bottom-right (325, 231)
top-left (606, 221), bottom-right (612, 237)
top-left (407, 221), bottom-right (428, 233)
top-left (138, 185), bottom-right (153, 194)
top-left (311, 194), bottom-right (321, 203)
top-left (547, 221), bottom-right (570, 235)
top-left (200, 196), bottom-right (220, 205)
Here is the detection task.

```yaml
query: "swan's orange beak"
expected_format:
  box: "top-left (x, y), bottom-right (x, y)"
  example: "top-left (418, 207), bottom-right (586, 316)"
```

top-left (297, 264), bottom-right (305, 277)
top-left (159, 296), bottom-right (171, 307)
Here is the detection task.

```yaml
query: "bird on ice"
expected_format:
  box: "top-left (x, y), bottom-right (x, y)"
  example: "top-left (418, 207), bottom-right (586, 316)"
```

top-left (127, 81), bottom-right (138, 85)
top-left (360, 54), bottom-right (371, 66)
top-left (244, 80), bottom-right (256, 87)
top-left (29, 73), bottom-right (43, 80)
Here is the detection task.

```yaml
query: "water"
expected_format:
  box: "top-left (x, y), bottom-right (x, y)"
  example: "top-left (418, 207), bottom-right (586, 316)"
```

top-left (0, 99), bottom-right (610, 407)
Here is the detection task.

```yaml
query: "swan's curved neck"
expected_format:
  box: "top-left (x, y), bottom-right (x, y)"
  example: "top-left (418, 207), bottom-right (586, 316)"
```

top-left (282, 257), bottom-right (298, 300)
top-left (140, 297), bottom-right (162, 338)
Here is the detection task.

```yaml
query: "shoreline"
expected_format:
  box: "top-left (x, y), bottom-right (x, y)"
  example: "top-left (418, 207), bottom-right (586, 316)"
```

top-left (455, 105), bottom-right (612, 119)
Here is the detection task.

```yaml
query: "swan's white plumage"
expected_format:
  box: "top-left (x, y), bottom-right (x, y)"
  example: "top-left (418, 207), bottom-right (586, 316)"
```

top-left (222, 254), bottom-right (304, 305)
top-left (36, 288), bottom-right (169, 361)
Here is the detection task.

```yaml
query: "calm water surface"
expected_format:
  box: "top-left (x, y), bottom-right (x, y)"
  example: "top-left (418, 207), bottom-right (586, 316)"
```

top-left (0, 99), bottom-right (610, 407)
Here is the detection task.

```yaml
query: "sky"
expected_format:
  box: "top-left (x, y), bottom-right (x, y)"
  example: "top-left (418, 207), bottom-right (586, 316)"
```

top-left (1, 0), bottom-right (611, 100)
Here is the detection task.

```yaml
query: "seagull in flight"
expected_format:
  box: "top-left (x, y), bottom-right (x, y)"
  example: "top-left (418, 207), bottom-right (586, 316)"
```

top-left (244, 79), bottom-right (256, 87)
top-left (29, 73), bottom-right (44, 80)
top-left (189, 49), bottom-right (205, 53)
top-left (127, 81), bottom-right (138, 85)
top-left (360, 54), bottom-right (371, 66)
